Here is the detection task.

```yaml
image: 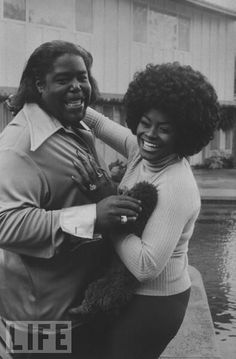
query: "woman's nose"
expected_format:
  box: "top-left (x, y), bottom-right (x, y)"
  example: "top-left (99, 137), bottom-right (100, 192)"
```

top-left (147, 126), bottom-right (159, 138)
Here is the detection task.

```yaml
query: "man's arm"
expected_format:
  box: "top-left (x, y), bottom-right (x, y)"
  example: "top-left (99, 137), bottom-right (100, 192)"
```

top-left (0, 149), bottom-right (96, 258)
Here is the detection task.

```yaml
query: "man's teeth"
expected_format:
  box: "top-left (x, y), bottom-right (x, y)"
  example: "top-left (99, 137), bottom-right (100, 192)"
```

top-left (143, 140), bottom-right (159, 151)
top-left (66, 100), bottom-right (83, 109)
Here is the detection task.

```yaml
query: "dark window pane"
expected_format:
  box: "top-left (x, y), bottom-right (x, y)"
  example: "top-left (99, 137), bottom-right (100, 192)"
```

top-left (149, 9), bottom-right (178, 49)
top-left (234, 58), bottom-right (236, 95)
top-left (210, 131), bottom-right (220, 150)
top-left (225, 130), bottom-right (232, 150)
top-left (4, 0), bottom-right (26, 21)
top-left (29, 0), bottom-right (72, 29)
top-left (103, 105), bottom-right (114, 121)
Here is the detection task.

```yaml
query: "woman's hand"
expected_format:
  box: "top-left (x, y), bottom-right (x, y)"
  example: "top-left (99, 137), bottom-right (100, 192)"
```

top-left (95, 195), bottom-right (142, 232)
top-left (72, 149), bottom-right (117, 202)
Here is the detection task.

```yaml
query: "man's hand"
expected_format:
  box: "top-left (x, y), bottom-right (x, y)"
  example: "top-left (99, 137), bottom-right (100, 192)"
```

top-left (95, 195), bottom-right (142, 232)
top-left (72, 149), bottom-right (117, 202)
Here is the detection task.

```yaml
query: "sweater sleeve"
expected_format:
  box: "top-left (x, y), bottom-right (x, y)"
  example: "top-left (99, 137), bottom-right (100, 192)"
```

top-left (84, 107), bottom-right (138, 159)
top-left (0, 149), bottom-right (92, 258)
top-left (113, 170), bottom-right (200, 282)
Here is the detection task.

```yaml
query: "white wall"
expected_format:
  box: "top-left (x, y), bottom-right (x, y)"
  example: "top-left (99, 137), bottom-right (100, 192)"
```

top-left (0, 0), bottom-right (235, 102)
top-left (0, 0), bottom-right (235, 165)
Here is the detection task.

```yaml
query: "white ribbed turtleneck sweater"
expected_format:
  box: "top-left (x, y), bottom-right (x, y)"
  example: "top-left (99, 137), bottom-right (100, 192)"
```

top-left (85, 108), bottom-right (201, 296)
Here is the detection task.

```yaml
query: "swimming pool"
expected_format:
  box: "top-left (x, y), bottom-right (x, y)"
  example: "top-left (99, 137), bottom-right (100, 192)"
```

top-left (189, 202), bottom-right (236, 358)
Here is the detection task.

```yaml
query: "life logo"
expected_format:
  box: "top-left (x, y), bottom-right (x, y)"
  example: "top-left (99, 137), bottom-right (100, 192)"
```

top-left (0, 320), bottom-right (72, 355)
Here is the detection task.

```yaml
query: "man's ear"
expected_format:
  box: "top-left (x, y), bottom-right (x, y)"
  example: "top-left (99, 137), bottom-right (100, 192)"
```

top-left (35, 79), bottom-right (45, 94)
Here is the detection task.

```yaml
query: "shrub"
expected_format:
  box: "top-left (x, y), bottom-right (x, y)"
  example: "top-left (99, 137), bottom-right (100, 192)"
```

top-left (202, 150), bottom-right (233, 169)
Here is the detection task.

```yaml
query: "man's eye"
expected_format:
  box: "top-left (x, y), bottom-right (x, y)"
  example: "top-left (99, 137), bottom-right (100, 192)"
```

top-left (79, 75), bottom-right (88, 82)
top-left (57, 79), bottom-right (68, 84)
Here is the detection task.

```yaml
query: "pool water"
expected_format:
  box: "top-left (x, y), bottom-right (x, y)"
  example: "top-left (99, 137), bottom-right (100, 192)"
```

top-left (189, 202), bottom-right (236, 358)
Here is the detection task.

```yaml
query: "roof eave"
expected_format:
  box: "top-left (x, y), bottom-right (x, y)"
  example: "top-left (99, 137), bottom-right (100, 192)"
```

top-left (186, 0), bottom-right (236, 18)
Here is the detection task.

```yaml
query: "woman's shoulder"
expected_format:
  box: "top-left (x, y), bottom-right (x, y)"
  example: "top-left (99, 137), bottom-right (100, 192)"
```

top-left (161, 158), bottom-right (200, 201)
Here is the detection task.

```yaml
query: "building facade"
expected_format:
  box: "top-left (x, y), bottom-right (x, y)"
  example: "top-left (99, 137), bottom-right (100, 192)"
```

top-left (0, 0), bottom-right (235, 165)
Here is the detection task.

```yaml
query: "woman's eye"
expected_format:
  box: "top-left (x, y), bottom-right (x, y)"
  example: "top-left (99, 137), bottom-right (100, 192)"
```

top-left (160, 127), bottom-right (172, 134)
top-left (140, 119), bottom-right (150, 127)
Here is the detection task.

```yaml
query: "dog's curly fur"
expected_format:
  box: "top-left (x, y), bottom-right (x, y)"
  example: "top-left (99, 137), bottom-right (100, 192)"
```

top-left (70, 181), bottom-right (157, 322)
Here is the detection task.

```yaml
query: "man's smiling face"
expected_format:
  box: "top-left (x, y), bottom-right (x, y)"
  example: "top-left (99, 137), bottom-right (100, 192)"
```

top-left (37, 53), bottom-right (91, 127)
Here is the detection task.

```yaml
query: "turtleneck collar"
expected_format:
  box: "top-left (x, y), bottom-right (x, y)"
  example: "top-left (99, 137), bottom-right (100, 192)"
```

top-left (142, 153), bottom-right (180, 172)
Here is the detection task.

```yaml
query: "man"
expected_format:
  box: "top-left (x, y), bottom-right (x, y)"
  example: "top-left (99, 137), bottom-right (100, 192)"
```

top-left (0, 40), bottom-right (140, 358)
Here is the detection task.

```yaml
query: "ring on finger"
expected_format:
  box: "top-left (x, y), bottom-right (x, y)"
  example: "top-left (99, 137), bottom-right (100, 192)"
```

top-left (96, 170), bottom-right (103, 178)
top-left (88, 184), bottom-right (97, 191)
top-left (120, 215), bottom-right (128, 224)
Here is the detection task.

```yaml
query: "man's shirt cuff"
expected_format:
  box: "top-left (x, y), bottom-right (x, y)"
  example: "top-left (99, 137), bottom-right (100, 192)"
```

top-left (60, 204), bottom-right (96, 239)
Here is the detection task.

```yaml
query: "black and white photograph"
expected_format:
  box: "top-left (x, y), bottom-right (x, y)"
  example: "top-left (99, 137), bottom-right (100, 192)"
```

top-left (0, 1), bottom-right (235, 358)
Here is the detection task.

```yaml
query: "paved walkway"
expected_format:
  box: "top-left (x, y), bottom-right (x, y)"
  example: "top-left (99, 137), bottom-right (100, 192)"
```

top-left (193, 169), bottom-right (236, 201)
top-left (160, 266), bottom-right (221, 359)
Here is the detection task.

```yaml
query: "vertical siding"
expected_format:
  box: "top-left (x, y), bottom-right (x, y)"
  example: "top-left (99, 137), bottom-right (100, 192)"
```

top-left (5, 21), bottom-right (26, 86)
top-left (217, 19), bottom-right (227, 100)
top-left (26, 25), bottom-right (43, 58)
top-left (0, 0), bottom-right (4, 85)
top-left (117, 0), bottom-right (132, 89)
top-left (75, 32), bottom-right (92, 52)
top-left (191, 8), bottom-right (202, 70)
top-left (103, 0), bottom-right (119, 92)
top-left (0, 0), bottom-right (235, 165)
top-left (0, 0), bottom-right (235, 100)
top-left (209, 15), bottom-right (219, 91)
top-left (225, 20), bottom-right (235, 101)
top-left (92, 0), bottom-right (105, 89)
top-left (201, 12), bottom-right (211, 76)
top-left (43, 28), bottom-right (61, 42)
top-left (0, 102), bottom-right (12, 132)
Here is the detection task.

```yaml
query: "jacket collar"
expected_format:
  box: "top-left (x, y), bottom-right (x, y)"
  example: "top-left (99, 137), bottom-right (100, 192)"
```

top-left (22, 103), bottom-right (89, 151)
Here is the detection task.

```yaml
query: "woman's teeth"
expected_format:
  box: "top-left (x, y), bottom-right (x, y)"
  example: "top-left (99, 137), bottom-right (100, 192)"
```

top-left (65, 100), bottom-right (83, 109)
top-left (142, 140), bottom-right (159, 152)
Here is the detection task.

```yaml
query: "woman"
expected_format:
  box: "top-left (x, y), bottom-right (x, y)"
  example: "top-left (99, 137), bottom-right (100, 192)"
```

top-left (74, 62), bottom-right (220, 359)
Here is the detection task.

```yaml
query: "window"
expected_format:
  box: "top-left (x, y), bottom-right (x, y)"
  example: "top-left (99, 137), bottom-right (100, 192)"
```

top-left (225, 130), bottom-right (232, 150)
top-left (3, 0), bottom-right (26, 21)
top-left (102, 105), bottom-right (114, 121)
top-left (149, 9), bottom-right (177, 49)
top-left (29, 0), bottom-right (72, 29)
top-left (75, 0), bottom-right (93, 33)
top-left (133, 4), bottom-right (190, 52)
top-left (133, 1), bottom-right (148, 43)
top-left (178, 17), bottom-right (190, 51)
top-left (210, 131), bottom-right (220, 150)
top-left (234, 58), bottom-right (236, 96)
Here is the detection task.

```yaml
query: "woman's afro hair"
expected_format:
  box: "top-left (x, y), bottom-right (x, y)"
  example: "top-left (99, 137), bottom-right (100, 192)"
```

top-left (123, 62), bottom-right (220, 157)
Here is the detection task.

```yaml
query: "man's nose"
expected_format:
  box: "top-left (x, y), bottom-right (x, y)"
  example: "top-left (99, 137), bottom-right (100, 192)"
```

top-left (70, 79), bottom-right (81, 91)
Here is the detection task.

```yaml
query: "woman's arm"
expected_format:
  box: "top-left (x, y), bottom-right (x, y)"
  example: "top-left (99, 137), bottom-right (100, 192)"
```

top-left (112, 170), bottom-right (200, 282)
top-left (84, 107), bottom-right (138, 159)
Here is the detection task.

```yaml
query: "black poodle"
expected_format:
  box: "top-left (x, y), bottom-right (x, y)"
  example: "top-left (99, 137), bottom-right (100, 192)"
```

top-left (70, 181), bottom-right (157, 322)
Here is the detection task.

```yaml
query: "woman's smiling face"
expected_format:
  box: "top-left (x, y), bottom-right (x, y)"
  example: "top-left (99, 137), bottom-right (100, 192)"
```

top-left (37, 53), bottom-right (91, 127)
top-left (136, 108), bottom-right (177, 163)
